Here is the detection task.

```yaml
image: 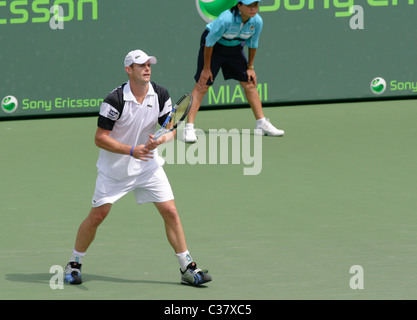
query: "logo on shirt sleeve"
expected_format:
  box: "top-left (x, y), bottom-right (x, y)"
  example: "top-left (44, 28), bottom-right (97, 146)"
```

top-left (99, 102), bottom-right (121, 120)
top-left (108, 107), bottom-right (119, 120)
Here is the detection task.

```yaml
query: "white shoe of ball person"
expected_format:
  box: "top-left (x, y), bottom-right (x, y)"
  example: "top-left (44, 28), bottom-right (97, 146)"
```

top-left (255, 118), bottom-right (285, 136)
top-left (183, 123), bottom-right (198, 143)
top-left (184, 118), bottom-right (284, 142)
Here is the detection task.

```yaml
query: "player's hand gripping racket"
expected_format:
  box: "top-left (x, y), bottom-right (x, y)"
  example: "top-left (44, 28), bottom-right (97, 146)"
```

top-left (153, 93), bottom-right (193, 140)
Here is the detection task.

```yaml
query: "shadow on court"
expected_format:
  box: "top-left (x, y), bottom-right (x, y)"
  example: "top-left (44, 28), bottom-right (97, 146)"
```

top-left (5, 273), bottom-right (190, 288)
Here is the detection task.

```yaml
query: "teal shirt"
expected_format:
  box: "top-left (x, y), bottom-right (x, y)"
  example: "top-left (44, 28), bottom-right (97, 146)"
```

top-left (205, 10), bottom-right (263, 48)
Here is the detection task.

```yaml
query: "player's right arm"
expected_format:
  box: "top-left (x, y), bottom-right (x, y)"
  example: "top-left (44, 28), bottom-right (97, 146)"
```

top-left (94, 127), bottom-right (153, 161)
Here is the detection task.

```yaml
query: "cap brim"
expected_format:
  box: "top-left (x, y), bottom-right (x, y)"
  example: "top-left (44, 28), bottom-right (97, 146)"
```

top-left (133, 56), bottom-right (157, 65)
top-left (241, 0), bottom-right (261, 4)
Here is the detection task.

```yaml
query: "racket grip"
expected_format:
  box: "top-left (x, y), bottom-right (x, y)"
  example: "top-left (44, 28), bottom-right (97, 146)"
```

top-left (154, 129), bottom-right (166, 140)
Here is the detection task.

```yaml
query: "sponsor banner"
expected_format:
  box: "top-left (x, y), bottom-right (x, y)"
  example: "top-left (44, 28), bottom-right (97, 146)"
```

top-left (1, 0), bottom-right (416, 119)
top-left (1, 96), bottom-right (103, 116)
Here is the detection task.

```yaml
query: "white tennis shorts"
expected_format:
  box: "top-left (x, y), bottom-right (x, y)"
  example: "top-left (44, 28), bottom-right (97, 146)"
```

top-left (91, 167), bottom-right (174, 207)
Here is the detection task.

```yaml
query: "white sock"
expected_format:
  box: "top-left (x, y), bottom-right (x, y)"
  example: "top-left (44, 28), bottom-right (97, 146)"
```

top-left (185, 123), bottom-right (194, 129)
top-left (176, 250), bottom-right (193, 272)
top-left (69, 249), bottom-right (86, 264)
top-left (256, 117), bottom-right (266, 126)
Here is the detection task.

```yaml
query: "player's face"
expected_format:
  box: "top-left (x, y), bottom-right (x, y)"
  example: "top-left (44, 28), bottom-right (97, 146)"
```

top-left (127, 61), bottom-right (152, 84)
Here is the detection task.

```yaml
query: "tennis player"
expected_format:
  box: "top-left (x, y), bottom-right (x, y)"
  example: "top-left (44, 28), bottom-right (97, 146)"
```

top-left (184, 0), bottom-right (285, 143)
top-left (65, 49), bottom-right (211, 287)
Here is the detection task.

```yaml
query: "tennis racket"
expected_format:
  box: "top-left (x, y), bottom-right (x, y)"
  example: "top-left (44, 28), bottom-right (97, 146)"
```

top-left (154, 93), bottom-right (193, 140)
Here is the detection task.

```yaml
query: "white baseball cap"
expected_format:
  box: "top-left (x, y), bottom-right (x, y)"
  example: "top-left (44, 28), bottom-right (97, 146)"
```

top-left (124, 49), bottom-right (157, 67)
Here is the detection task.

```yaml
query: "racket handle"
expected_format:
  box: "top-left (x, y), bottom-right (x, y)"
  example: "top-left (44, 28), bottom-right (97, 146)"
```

top-left (154, 128), bottom-right (166, 140)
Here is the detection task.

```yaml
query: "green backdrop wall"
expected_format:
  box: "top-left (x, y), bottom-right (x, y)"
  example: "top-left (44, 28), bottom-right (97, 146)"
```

top-left (1, 0), bottom-right (416, 119)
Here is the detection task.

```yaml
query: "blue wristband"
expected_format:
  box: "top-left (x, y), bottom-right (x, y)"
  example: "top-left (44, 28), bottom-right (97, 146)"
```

top-left (130, 146), bottom-right (134, 156)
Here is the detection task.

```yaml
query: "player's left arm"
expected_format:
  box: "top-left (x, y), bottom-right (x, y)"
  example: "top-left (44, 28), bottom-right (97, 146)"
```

top-left (146, 130), bottom-right (175, 150)
top-left (146, 115), bottom-right (176, 150)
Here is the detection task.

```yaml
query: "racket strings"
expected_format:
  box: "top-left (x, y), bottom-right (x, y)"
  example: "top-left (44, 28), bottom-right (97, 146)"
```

top-left (171, 96), bottom-right (191, 125)
top-left (154, 94), bottom-right (192, 139)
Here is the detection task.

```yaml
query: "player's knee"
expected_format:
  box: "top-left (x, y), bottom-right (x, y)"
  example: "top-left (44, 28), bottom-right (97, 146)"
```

top-left (162, 207), bottom-right (181, 224)
top-left (89, 206), bottom-right (110, 226)
top-left (91, 213), bottom-right (107, 226)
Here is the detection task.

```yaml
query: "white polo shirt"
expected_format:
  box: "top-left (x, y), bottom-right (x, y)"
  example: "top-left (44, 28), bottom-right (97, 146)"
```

top-left (96, 81), bottom-right (172, 180)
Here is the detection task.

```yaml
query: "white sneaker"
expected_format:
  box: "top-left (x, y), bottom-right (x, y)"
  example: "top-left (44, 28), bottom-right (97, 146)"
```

top-left (183, 125), bottom-right (197, 143)
top-left (255, 118), bottom-right (285, 136)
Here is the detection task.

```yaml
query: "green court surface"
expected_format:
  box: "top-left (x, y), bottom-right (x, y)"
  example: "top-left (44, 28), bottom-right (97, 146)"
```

top-left (1, 99), bottom-right (417, 300)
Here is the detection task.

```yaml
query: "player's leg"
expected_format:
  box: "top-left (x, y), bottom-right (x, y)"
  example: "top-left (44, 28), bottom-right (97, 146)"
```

top-left (154, 200), bottom-right (187, 254)
top-left (65, 204), bottom-right (112, 285)
top-left (74, 203), bottom-right (112, 253)
top-left (154, 200), bottom-right (212, 286)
